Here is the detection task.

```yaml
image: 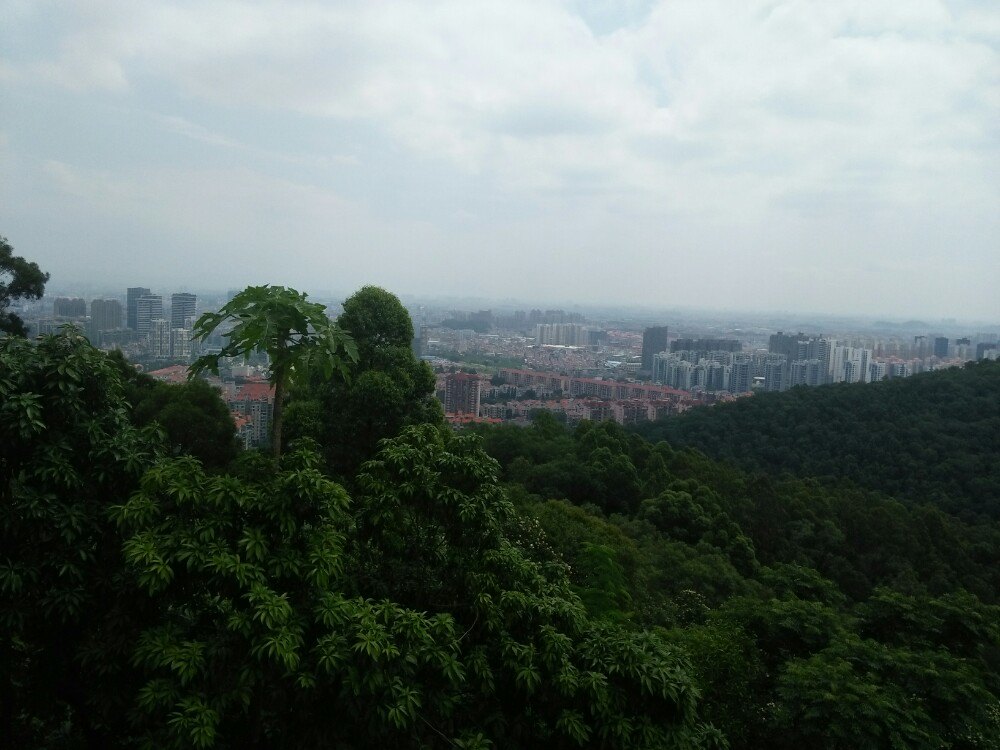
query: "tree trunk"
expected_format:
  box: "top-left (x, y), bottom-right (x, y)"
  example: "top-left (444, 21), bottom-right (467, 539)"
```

top-left (271, 367), bottom-right (286, 459)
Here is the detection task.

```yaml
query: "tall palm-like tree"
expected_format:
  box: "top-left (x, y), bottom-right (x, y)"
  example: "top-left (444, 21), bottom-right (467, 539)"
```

top-left (190, 285), bottom-right (357, 457)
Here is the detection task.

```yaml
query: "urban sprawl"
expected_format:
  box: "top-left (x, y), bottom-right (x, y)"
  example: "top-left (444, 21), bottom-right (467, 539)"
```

top-left (18, 289), bottom-right (1000, 446)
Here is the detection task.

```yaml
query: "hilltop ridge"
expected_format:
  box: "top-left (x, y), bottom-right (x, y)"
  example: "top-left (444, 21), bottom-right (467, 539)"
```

top-left (634, 360), bottom-right (1000, 519)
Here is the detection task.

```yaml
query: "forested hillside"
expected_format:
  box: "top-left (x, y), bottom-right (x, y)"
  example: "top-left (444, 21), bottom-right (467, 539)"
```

top-left (4, 290), bottom-right (999, 748)
top-left (634, 361), bottom-right (1000, 520)
top-left (471, 415), bottom-right (1000, 748)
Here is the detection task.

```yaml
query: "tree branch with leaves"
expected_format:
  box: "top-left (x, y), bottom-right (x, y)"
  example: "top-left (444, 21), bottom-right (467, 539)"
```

top-left (189, 285), bottom-right (357, 457)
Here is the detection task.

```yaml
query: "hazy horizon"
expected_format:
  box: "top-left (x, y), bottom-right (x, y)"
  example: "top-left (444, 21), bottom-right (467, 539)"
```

top-left (2, 1), bottom-right (998, 321)
top-left (30, 277), bottom-right (1000, 331)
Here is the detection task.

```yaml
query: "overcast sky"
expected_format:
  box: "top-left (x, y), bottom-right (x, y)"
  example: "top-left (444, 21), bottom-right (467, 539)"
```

top-left (1, 0), bottom-right (998, 319)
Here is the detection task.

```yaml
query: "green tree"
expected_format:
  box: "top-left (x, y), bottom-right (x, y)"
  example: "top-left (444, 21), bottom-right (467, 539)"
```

top-left (0, 329), bottom-right (160, 745)
top-left (663, 621), bottom-right (762, 747)
top-left (336, 285), bottom-right (414, 356)
top-left (775, 634), bottom-right (1000, 750)
top-left (0, 235), bottom-right (49, 337)
top-left (350, 424), bottom-right (723, 748)
top-left (4, 326), bottom-right (724, 747)
top-left (635, 360), bottom-right (1000, 519)
top-left (108, 427), bottom-right (721, 748)
top-left (573, 542), bottom-right (633, 622)
top-left (190, 285), bottom-right (356, 458)
top-left (131, 377), bottom-right (241, 470)
top-left (288, 286), bottom-right (441, 473)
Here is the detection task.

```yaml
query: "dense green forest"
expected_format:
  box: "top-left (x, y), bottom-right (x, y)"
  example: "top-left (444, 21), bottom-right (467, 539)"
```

top-left (634, 362), bottom-right (1000, 520)
top-left (3, 287), bottom-right (999, 748)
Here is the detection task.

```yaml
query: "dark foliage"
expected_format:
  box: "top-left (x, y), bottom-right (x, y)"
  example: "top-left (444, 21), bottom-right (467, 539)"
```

top-left (107, 351), bottom-right (241, 470)
top-left (470, 405), bottom-right (1000, 748)
top-left (286, 286), bottom-right (442, 475)
top-left (2, 330), bottom-right (722, 749)
top-left (635, 360), bottom-right (1000, 519)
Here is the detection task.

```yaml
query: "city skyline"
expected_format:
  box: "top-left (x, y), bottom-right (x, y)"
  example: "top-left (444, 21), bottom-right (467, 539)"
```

top-left (25, 279), bottom-right (1000, 330)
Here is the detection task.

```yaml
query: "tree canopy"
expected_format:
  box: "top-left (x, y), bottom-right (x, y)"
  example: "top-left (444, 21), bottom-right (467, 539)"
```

top-left (337, 285), bottom-right (414, 354)
top-left (3, 328), bottom-right (722, 748)
top-left (285, 286), bottom-right (441, 474)
top-left (0, 235), bottom-right (49, 337)
top-left (635, 360), bottom-right (1000, 519)
top-left (1, 330), bottom-right (160, 744)
top-left (467, 395), bottom-right (1000, 749)
top-left (5, 297), bottom-right (1000, 749)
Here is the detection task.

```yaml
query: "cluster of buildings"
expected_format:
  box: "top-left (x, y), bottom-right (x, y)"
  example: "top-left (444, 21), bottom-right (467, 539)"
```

top-left (36, 289), bottom-right (200, 361)
top-left (652, 351), bottom-right (755, 393)
top-left (637, 326), bottom-right (1000, 395)
top-left (533, 323), bottom-right (603, 347)
top-left (751, 331), bottom-right (999, 392)
top-left (646, 334), bottom-right (751, 393)
top-left (427, 317), bottom-right (999, 427)
top-left (434, 366), bottom-right (724, 427)
top-left (22, 288), bottom-right (1000, 439)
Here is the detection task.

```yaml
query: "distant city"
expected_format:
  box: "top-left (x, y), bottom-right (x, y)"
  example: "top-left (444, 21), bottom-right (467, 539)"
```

top-left (13, 285), bottom-right (1000, 446)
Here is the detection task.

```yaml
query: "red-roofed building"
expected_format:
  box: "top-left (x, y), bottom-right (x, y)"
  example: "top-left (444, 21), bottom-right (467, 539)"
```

top-left (236, 381), bottom-right (275, 402)
top-left (231, 414), bottom-right (255, 450)
top-left (227, 380), bottom-right (275, 448)
top-left (146, 364), bottom-right (189, 384)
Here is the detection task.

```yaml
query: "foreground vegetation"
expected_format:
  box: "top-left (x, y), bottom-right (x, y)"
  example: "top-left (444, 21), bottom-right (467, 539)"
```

top-left (3, 285), bottom-right (999, 748)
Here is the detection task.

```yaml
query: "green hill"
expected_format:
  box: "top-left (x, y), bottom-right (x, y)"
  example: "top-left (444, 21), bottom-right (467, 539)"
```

top-left (634, 360), bottom-right (1000, 520)
top-left (472, 414), bottom-right (1000, 748)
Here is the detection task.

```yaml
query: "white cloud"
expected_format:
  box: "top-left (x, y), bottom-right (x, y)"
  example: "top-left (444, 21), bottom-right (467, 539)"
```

top-left (2, 0), bottom-right (998, 317)
top-left (6, 2), bottom-right (996, 199)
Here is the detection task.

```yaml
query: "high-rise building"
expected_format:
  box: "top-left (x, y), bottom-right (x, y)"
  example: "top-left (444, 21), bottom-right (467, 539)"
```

top-left (807, 338), bottom-right (834, 384)
top-left (831, 346), bottom-right (872, 383)
top-left (535, 323), bottom-right (588, 346)
top-left (729, 357), bottom-right (753, 394)
top-left (763, 360), bottom-right (788, 392)
top-left (89, 299), bottom-right (122, 338)
top-left (136, 295), bottom-right (163, 338)
top-left (53, 297), bottom-right (86, 318)
top-left (977, 343), bottom-right (998, 360)
top-left (171, 327), bottom-right (192, 359)
top-left (933, 337), bottom-right (949, 359)
top-left (641, 326), bottom-right (670, 373)
top-left (444, 372), bottom-right (481, 415)
top-left (704, 361), bottom-right (730, 391)
top-left (98, 328), bottom-right (136, 349)
top-left (171, 293), bottom-right (197, 329)
top-left (888, 362), bottom-right (911, 378)
top-left (770, 332), bottom-right (832, 385)
top-left (789, 359), bottom-right (825, 387)
top-left (227, 383), bottom-right (275, 449)
top-left (768, 331), bottom-right (804, 359)
top-left (672, 337), bottom-right (741, 354)
top-left (149, 318), bottom-right (172, 358)
top-left (127, 287), bottom-right (151, 330)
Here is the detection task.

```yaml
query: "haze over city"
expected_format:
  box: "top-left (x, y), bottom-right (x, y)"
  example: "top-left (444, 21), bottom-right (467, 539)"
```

top-left (2, 0), bottom-right (998, 320)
